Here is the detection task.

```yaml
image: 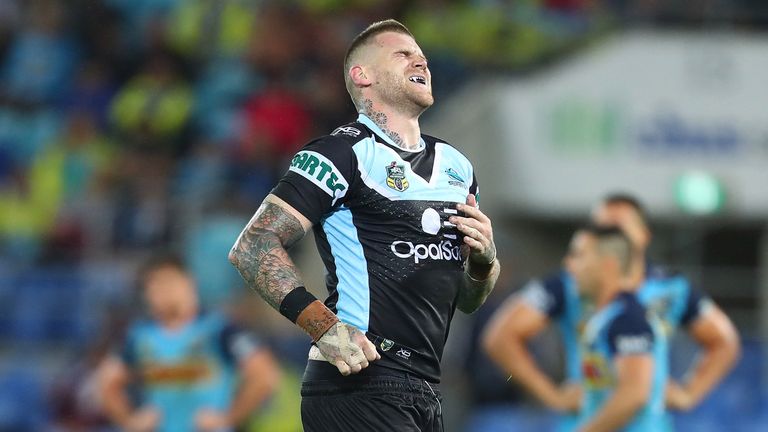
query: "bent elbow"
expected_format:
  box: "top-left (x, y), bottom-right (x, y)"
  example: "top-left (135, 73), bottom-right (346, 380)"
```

top-left (481, 323), bottom-right (501, 358)
top-left (228, 240), bottom-right (244, 269)
top-left (725, 331), bottom-right (742, 367)
top-left (458, 302), bottom-right (480, 315)
top-left (715, 317), bottom-right (742, 368)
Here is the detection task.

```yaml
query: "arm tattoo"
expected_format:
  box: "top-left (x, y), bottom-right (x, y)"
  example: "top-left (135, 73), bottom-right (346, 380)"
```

top-left (362, 99), bottom-right (406, 147)
top-left (315, 321), bottom-right (365, 360)
top-left (457, 259), bottom-right (500, 314)
top-left (229, 202), bottom-right (306, 310)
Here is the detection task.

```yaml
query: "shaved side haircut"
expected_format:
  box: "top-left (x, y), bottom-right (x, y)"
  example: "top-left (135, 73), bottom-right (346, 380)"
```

top-left (343, 19), bottom-right (414, 109)
top-left (584, 225), bottom-right (635, 275)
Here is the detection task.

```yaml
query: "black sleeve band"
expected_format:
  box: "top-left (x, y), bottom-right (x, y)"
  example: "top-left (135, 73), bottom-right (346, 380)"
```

top-left (279, 286), bottom-right (318, 323)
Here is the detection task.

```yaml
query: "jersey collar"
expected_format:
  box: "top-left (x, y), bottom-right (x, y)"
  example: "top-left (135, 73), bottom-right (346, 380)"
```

top-left (357, 113), bottom-right (426, 153)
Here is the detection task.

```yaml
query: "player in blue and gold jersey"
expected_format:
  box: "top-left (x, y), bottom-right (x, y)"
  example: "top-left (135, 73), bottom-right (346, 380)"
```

top-left (566, 225), bottom-right (665, 431)
top-left (483, 194), bottom-right (740, 431)
top-left (98, 255), bottom-right (280, 432)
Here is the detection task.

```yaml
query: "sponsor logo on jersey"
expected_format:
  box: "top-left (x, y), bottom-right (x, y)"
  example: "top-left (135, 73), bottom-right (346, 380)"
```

top-left (390, 240), bottom-right (462, 263)
top-left (396, 348), bottom-right (412, 359)
top-left (385, 161), bottom-right (409, 191)
top-left (615, 334), bottom-right (652, 355)
top-left (380, 339), bottom-right (394, 351)
top-left (331, 126), bottom-right (361, 137)
top-left (582, 352), bottom-right (613, 389)
top-left (141, 360), bottom-right (213, 384)
top-left (289, 150), bottom-right (348, 200)
top-left (445, 167), bottom-right (467, 188)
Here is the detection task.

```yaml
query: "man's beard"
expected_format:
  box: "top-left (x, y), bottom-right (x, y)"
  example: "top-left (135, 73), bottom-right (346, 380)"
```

top-left (376, 70), bottom-right (434, 115)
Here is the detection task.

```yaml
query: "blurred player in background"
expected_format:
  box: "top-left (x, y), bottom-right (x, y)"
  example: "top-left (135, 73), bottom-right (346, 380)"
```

top-left (229, 19), bottom-right (499, 432)
top-left (98, 255), bottom-right (280, 432)
top-left (567, 225), bottom-right (665, 431)
top-left (483, 193), bottom-right (740, 431)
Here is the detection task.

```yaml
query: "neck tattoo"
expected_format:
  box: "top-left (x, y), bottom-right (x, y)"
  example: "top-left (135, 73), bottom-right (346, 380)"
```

top-left (362, 99), bottom-right (407, 148)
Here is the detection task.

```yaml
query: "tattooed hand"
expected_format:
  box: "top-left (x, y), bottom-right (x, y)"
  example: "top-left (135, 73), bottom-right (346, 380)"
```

top-left (450, 194), bottom-right (496, 269)
top-left (315, 322), bottom-right (380, 376)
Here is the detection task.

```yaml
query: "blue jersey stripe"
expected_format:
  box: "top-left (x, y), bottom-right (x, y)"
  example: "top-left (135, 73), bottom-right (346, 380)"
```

top-left (561, 273), bottom-right (583, 381)
top-left (556, 273), bottom-right (584, 431)
top-left (322, 205), bottom-right (370, 331)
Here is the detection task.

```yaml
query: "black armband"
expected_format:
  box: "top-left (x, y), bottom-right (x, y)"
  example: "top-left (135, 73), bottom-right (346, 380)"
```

top-left (279, 286), bottom-right (318, 323)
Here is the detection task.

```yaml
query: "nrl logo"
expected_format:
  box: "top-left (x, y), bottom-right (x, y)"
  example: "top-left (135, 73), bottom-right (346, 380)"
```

top-left (385, 161), bottom-right (409, 191)
top-left (380, 339), bottom-right (394, 352)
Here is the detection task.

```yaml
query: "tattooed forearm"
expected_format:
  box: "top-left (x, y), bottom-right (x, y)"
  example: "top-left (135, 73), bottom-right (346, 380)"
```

top-left (229, 202), bottom-right (306, 309)
top-left (361, 99), bottom-right (405, 147)
top-left (457, 259), bottom-right (500, 314)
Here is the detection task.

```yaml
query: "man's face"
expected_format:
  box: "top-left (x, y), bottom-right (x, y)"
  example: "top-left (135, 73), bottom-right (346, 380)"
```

top-left (564, 232), bottom-right (602, 297)
top-left (592, 202), bottom-right (649, 252)
top-left (143, 266), bottom-right (197, 322)
top-left (367, 32), bottom-right (433, 112)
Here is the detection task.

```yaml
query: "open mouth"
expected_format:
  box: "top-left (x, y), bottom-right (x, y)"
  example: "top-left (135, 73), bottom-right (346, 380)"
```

top-left (409, 75), bottom-right (427, 85)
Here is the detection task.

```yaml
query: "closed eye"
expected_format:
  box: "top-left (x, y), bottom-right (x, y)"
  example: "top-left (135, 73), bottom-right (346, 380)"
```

top-left (394, 50), bottom-right (428, 65)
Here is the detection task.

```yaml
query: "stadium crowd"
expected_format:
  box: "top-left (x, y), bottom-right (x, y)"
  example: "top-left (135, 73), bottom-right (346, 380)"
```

top-left (0, 0), bottom-right (766, 431)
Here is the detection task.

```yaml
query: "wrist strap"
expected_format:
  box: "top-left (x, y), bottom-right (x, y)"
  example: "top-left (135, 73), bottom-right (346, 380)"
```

top-left (279, 286), bottom-right (317, 322)
top-left (296, 301), bottom-right (339, 342)
top-left (279, 287), bottom-right (339, 341)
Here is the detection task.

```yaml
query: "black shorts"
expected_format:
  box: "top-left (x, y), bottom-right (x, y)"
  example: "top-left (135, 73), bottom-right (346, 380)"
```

top-left (301, 360), bottom-right (443, 432)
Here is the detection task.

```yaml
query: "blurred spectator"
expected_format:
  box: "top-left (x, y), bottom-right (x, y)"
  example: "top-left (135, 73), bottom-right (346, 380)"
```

top-left (245, 3), bottom-right (309, 80)
top-left (232, 74), bottom-right (313, 206)
top-left (173, 140), bottom-right (230, 208)
top-left (109, 151), bottom-right (172, 250)
top-left (406, 1), bottom-right (503, 65)
top-left (0, 365), bottom-right (49, 431)
top-left (0, 0), bottom-right (21, 60)
top-left (166, 0), bottom-right (259, 63)
top-left (69, 0), bottom-right (128, 81)
top-left (193, 58), bottom-right (260, 142)
top-left (239, 81), bottom-right (312, 163)
top-left (106, 0), bottom-right (182, 55)
top-left (110, 50), bottom-right (193, 154)
top-left (301, 17), bottom-right (358, 132)
top-left (60, 60), bottom-right (118, 131)
top-left (0, 111), bottom-right (112, 261)
top-left (0, 106), bottom-right (63, 168)
top-left (49, 312), bottom-right (130, 432)
top-left (35, 111), bottom-right (115, 263)
top-left (0, 111), bottom-right (114, 263)
top-left (0, 0), bottom-right (78, 107)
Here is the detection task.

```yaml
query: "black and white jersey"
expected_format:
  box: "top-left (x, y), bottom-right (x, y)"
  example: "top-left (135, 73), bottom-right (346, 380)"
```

top-left (272, 114), bottom-right (478, 382)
